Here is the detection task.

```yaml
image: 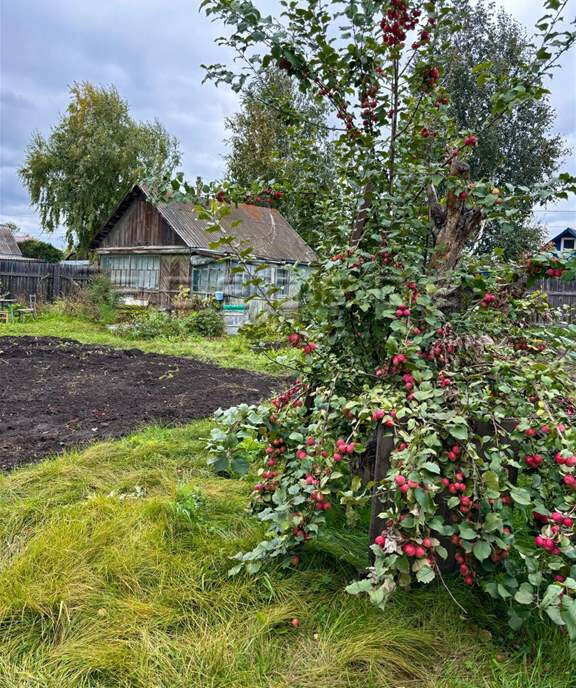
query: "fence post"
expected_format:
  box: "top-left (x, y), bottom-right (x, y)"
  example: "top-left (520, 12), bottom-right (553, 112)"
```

top-left (368, 424), bottom-right (395, 563)
top-left (52, 263), bottom-right (61, 299)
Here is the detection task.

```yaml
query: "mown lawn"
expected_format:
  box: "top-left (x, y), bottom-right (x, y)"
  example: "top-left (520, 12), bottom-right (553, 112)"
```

top-left (0, 310), bottom-right (288, 375)
top-left (0, 421), bottom-right (574, 688)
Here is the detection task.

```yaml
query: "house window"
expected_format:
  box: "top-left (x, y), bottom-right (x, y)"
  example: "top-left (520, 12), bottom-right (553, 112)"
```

top-left (561, 237), bottom-right (575, 251)
top-left (275, 267), bottom-right (290, 297)
top-left (191, 262), bottom-right (225, 293)
top-left (100, 254), bottom-right (160, 289)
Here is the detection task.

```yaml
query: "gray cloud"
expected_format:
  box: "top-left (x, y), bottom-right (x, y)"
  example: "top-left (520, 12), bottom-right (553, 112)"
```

top-left (0, 0), bottom-right (574, 246)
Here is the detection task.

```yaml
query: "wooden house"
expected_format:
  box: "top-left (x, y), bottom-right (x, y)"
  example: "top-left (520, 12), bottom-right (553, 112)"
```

top-left (0, 225), bottom-right (23, 258)
top-left (90, 185), bottom-right (316, 308)
top-left (549, 227), bottom-right (576, 253)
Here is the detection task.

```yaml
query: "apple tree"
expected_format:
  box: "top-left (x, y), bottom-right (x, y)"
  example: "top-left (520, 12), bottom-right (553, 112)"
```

top-left (199, 0), bottom-right (576, 636)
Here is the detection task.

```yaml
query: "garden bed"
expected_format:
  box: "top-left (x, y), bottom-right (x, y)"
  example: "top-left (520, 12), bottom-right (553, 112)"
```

top-left (0, 336), bottom-right (275, 470)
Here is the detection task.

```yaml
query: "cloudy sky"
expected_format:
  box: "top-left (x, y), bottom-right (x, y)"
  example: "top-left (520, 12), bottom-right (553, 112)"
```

top-left (1, 0), bottom-right (574, 246)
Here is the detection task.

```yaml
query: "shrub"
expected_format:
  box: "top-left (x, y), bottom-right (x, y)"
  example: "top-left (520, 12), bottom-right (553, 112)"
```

top-left (116, 307), bottom-right (224, 339)
top-left (17, 239), bottom-right (63, 263)
top-left (193, 308), bottom-right (224, 337)
top-left (59, 273), bottom-right (118, 322)
top-left (116, 310), bottom-right (181, 339)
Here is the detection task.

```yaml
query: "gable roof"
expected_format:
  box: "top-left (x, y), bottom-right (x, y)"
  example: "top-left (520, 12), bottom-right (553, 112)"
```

top-left (550, 227), bottom-right (576, 242)
top-left (91, 185), bottom-right (317, 264)
top-left (0, 225), bottom-right (22, 257)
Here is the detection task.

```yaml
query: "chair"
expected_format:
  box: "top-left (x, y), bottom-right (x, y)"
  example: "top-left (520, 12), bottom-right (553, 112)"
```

top-left (16, 295), bottom-right (37, 321)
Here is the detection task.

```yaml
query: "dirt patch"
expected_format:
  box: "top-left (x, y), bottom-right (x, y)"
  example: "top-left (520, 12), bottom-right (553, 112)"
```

top-left (0, 337), bottom-right (276, 470)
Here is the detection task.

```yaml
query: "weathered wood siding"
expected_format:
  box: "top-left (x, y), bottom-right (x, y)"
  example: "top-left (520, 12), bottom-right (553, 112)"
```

top-left (0, 259), bottom-right (96, 302)
top-left (159, 255), bottom-right (191, 303)
top-left (99, 198), bottom-right (186, 248)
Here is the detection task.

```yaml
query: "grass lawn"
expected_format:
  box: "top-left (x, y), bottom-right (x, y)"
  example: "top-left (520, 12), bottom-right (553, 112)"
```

top-left (0, 421), bottom-right (574, 688)
top-left (0, 310), bottom-right (289, 375)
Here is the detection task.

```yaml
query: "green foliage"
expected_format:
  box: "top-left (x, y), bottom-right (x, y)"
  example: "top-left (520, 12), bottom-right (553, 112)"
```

top-left (171, 484), bottom-right (207, 523)
top-left (59, 273), bottom-right (118, 323)
top-left (441, 0), bottom-right (568, 257)
top-left (116, 308), bottom-right (224, 340)
top-left (225, 69), bottom-right (342, 246)
top-left (19, 82), bottom-right (181, 256)
top-left (239, 314), bottom-right (284, 345)
top-left (193, 308), bottom-right (225, 337)
top-left (207, 404), bottom-right (269, 475)
top-left (17, 238), bottom-right (63, 262)
top-left (116, 309), bottom-right (187, 339)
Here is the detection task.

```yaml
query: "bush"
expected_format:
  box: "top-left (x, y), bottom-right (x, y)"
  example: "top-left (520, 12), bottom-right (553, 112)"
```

top-left (193, 308), bottom-right (224, 337)
top-left (59, 273), bottom-right (118, 322)
top-left (116, 310), bottom-right (182, 339)
top-left (116, 307), bottom-right (224, 340)
top-left (17, 239), bottom-right (63, 263)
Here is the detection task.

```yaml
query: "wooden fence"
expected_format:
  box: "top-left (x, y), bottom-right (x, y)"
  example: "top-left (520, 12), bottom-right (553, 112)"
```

top-left (0, 258), bottom-right (97, 302)
top-left (534, 278), bottom-right (576, 324)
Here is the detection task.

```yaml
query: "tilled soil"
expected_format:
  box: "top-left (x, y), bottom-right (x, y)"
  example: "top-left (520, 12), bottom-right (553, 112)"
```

top-left (0, 336), bottom-right (276, 470)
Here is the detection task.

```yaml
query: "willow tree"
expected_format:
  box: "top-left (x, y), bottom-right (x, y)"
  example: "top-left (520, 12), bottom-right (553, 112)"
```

top-left (198, 0), bottom-right (576, 636)
top-left (19, 82), bottom-right (181, 256)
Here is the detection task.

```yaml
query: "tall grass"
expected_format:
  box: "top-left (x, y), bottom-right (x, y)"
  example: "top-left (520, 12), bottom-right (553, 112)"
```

top-left (0, 422), bottom-right (573, 687)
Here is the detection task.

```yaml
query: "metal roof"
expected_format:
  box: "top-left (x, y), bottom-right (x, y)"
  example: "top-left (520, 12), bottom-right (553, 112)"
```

top-left (0, 225), bottom-right (22, 257)
top-left (157, 201), bottom-right (316, 264)
top-left (91, 185), bottom-right (316, 264)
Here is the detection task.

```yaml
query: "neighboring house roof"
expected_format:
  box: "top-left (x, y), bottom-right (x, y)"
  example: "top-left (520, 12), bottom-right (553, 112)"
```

top-left (0, 225), bottom-right (23, 257)
top-left (549, 227), bottom-right (576, 242)
top-left (90, 185), bottom-right (317, 264)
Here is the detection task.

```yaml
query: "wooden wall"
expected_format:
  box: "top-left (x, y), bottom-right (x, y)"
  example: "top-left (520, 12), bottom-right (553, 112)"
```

top-left (159, 255), bottom-right (191, 304)
top-left (100, 198), bottom-right (186, 248)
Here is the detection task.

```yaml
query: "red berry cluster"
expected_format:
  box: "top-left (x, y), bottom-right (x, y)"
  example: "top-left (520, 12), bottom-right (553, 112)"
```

top-left (527, 257), bottom-right (565, 279)
top-left (479, 292), bottom-right (497, 309)
top-left (438, 370), bottom-right (452, 388)
top-left (422, 66), bottom-right (440, 90)
top-left (555, 453), bottom-right (576, 467)
top-left (402, 541), bottom-right (428, 558)
top-left (454, 550), bottom-right (475, 586)
top-left (463, 134), bottom-right (478, 147)
top-left (310, 489), bottom-right (332, 511)
top-left (524, 453), bottom-right (544, 469)
top-left (271, 381), bottom-right (303, 410)
top-left (395, 303), bottom-right (411, 318)
top-left (380, 1), bottom-right (421, 48)
top-left (288, 332), bottom-right (318, 355)
top-left (444, 444), bottom-right (462, 462)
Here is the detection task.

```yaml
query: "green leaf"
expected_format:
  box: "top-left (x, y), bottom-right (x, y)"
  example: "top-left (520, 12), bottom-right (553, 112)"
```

top-left (345, 579), bottom-right (374, 595)
top-left (514, 583), bottom-right (534, 605)
top-left (473, 540), bottom-right (491, 561)
top-left (510, 487), bottom-right (532, 506)
top-left (449, 424), bottom-right (468, 440)
top-left (459, 523), bottom-right (477, 540)
top-left (416, 565), bottom-right (436, 584)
